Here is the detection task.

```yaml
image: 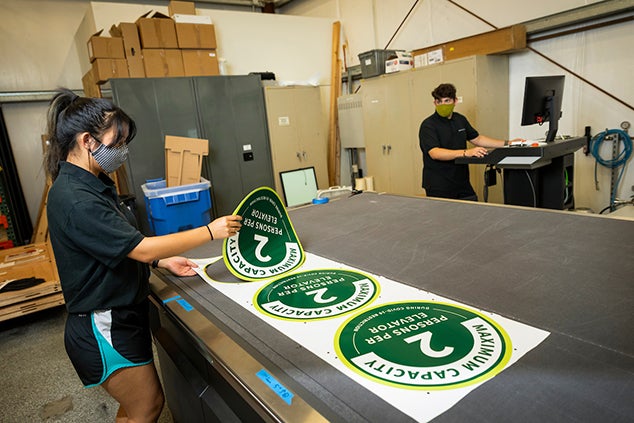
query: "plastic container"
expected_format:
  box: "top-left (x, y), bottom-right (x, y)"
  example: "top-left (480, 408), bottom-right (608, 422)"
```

top-left (142, 178), bottom-right (212, 235)
top-left (358, 49), bottom-right (397, 79)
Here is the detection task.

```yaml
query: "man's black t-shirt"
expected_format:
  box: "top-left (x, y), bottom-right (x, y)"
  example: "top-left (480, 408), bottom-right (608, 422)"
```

top-left (419, 111), bottom-right (479, 197)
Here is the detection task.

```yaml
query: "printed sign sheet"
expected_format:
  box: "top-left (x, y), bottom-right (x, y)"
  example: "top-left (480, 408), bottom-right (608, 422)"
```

top-left (193, 253), bottom-right (549, 422)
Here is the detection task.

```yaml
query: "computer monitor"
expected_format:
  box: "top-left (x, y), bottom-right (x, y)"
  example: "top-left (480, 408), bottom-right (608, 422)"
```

top-left (520, 75), bottom-right (565, 143)
top-left (279, 167), bottom-right (318, 207)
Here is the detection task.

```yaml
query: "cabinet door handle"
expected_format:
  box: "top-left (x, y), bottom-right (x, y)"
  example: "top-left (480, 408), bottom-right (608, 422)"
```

top-left (387, 145), bottom-right (392, 154)
top-left (296, 151), bottom-right (302, 160)
top-left (302, 151), bottom-right (307, 160)
top-left (382, 145), bottom-right (386, 154)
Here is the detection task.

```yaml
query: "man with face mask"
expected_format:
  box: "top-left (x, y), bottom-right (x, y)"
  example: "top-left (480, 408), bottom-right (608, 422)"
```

top-left (418, 83), bottom-right (523, 201)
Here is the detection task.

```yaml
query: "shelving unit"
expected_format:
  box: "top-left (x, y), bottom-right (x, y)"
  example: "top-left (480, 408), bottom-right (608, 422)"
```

top-left (0, 242), bottom-right (63, 322)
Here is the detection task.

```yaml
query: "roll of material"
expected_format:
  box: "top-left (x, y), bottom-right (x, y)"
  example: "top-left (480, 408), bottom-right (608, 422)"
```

top-left (364, 176), bottom-right (374, 191)
top-left (355, 178), bottom-right (366, 191)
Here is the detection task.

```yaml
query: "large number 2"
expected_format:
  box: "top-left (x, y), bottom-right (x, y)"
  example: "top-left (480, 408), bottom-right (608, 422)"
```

top-left (404, 332), bottom-right (454, 358)
top-left (304, 288), bottom-right (337, 304)
top-left (254, 234), bottom-right (271, 262)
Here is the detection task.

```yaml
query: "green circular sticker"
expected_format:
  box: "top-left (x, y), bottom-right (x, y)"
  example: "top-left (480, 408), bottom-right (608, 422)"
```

top-left (335, 301), bottom-right (512, 389)
top-left (254, 269), bottom-right (380, 321)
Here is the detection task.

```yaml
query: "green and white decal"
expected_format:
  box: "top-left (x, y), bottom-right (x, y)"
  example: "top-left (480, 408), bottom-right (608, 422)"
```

top-left (254, 269), bottom-right (380, 321)
top-left (223, 187), bottom-right (305, 281)
top-left (335, 301), bottom-right (512, 389)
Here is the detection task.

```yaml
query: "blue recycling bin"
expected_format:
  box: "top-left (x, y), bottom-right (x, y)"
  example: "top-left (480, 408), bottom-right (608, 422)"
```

top-left (141, 178), bottom-right (212, 235)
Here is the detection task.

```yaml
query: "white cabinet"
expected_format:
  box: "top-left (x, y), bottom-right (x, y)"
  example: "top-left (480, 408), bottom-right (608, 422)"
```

top-left (264, 86), bottom-right (328, 197)
top-left (362, 55), bottom-right (509, 203)
top-left (361, 71), bottom-right (424, 197)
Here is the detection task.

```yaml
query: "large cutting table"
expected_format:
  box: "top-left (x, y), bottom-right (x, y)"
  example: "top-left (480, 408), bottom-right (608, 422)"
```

top-left (148, 193), bottom-right (633, 422)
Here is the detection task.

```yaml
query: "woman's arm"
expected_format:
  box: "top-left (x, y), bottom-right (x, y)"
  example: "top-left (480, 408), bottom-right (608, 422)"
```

top-left (127, 214), bottom-right (242, 263)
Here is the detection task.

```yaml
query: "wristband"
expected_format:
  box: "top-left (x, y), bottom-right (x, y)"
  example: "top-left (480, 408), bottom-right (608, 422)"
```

top-left (151, 259), bottom-right (159, 269)
top-left (206, 225), bottom-right (214, 240)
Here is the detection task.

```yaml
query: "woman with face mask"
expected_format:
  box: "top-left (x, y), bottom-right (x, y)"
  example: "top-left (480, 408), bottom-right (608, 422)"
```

top-left (45, 89), bottom-right (242, 422)
top-left (418, 83), bottom-right (524, 201)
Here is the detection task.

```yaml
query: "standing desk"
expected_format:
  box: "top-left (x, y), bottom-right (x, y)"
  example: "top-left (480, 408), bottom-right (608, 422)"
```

top-left (148, 193), bottom-right (633, 422)
top-left (456, 137), bottom-right (585, 209)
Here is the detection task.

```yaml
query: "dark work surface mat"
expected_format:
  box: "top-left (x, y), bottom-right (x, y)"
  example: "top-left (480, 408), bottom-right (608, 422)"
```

top-left (163, 193), bottom-right (634, 422)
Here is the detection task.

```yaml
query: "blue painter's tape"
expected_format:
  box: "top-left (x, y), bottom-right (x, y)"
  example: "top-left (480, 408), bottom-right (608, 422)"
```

top-left (176, 298), bottom-right (193, 312)
top-left (256, 369), bottom-right (293, 405)
top-left (163, 295), bottom-right (181, 304)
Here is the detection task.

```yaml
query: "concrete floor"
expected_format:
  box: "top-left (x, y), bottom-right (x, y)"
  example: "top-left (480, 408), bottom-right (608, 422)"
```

top-left (0, 306), bottom-right (173, 423)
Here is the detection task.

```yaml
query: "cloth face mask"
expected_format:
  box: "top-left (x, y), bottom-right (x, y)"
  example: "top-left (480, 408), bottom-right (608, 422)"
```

top-left (435, 104), bottom-right (455, 118)
top-left (91, 142), bottom-right (129, 174)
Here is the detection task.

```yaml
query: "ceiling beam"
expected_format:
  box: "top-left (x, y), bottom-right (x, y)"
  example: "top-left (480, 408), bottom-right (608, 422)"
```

top-left (523, 0), bottom-right (634, 36)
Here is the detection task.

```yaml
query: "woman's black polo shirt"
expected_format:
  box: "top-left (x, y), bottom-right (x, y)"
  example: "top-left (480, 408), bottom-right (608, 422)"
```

top-left (47, 162), bottom-right (148, 313)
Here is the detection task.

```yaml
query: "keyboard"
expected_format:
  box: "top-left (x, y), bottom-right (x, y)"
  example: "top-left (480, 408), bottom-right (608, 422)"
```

top-left (508, 140), bottom-right (547, 147)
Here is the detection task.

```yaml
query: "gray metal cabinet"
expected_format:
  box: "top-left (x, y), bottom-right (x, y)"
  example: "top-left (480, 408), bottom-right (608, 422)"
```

top-left (111, 75), bottom-right (274, 235)
top-left (194, 76), bottom-right (274, 217)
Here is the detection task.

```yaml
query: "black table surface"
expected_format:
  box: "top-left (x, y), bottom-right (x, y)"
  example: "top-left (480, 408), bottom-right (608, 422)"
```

top-left (159, 193), bottom-right (634, 422)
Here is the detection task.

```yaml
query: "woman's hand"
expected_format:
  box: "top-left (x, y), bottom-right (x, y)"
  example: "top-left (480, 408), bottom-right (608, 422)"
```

top-left (160, 256), bottom-right (199, 277)
top-left (208, 215), bottom-right (242, 240)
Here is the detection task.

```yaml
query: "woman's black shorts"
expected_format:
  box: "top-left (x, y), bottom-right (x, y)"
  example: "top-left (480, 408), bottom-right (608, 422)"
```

top-left (64, 299), bottom-right (153, 387)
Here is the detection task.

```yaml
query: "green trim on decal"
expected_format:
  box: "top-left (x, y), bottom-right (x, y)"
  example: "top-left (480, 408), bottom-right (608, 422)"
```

top-left (222, 187), bottom-right (305, 281)
top-left (253, 268), bottom-right (381, 321)
top-left (334, 300), bottom-right (512, 390)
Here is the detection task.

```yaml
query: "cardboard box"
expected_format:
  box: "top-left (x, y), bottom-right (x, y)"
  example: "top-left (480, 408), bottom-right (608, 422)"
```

top-left (91, 58), bottom-right (129, 83)
top-left (0, 243), bottom-right (61, 309)
top-left (81, 68), bottom-right (102, 98)
top-left (87, 30), bottom-right (125, 62)
top-left (136, 11), bottom-right (178, 49)
top-left (164, 136), bottom-right (209, 187)
top-left (127, 56), bottom-right (146, 78)
top-left (142, 49), bottom-right (184, 78)
top-left (385, 59), bottom-right (413, 73)
top-left (168, 1), bottom-right (196, 16)
top-left (173, 14), bottom-right (212, 24)
top-left (385, 52), bottom-right (413, 73)
top-left (175, 23), bottom-right (216, 49)
top-left (0, 292), bottom-right (64, 322)
top-left (182, 50), bottom-right (219, 76)
top-left (109, 22), bottom-right (142, 60)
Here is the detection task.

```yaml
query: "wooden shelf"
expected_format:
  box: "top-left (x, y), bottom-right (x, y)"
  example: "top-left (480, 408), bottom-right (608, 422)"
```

top-left (0, 242), bottom-right (64, 321)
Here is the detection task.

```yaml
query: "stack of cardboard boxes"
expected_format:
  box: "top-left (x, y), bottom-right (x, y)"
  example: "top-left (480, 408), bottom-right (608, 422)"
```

top-left (82, 0), bottom-right (219, 98)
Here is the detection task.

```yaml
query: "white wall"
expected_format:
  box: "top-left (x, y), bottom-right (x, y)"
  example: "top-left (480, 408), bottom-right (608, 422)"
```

top-left (282, 0), bottom-right (634, 213)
